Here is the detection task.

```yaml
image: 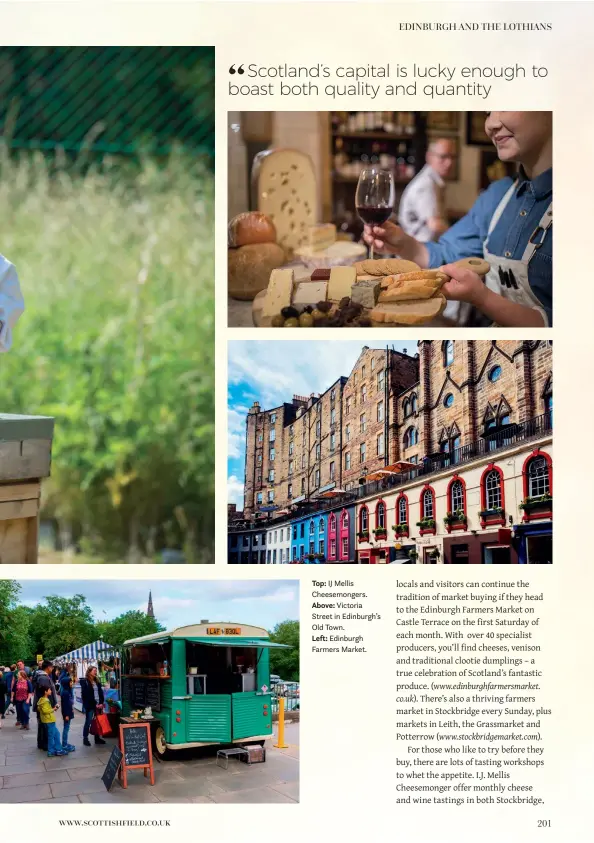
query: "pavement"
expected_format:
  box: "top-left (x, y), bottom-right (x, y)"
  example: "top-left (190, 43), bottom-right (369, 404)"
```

top-left (0, 709), bottom-right (299, 804)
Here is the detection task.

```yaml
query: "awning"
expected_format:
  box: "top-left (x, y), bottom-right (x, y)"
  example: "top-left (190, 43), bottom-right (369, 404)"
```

top-left (317, 488), bottom-right (347, 498)
top-left (363, 461), bottom-right (418, 482)
top-left (54, 640), bottom-right (118, 663)
top-left (187, 638), bottom-right (291, 649)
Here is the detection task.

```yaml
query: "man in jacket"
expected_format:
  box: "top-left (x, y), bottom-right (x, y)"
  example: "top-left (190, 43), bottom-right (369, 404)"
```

top-left (34, 660), bottom-right (58, 751)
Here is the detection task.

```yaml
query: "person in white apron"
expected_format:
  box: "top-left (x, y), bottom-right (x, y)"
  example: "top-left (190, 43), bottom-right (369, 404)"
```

top-left (0, 254), bottom-right (24, 351)
top-left (363, 112), bottom-right (552, 327)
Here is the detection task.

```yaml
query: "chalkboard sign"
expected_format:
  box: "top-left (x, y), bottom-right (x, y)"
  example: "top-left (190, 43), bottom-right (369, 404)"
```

top-left (146, 680), bottom-right (160, 711)
top-left (123, 723), bottom-right (150, 767)
top-left (101, 745), bottom-right (123, 792)
top-left (119, 723), bottom-right (155, 788)
top-left (131, 681), bottom-right (147, 708)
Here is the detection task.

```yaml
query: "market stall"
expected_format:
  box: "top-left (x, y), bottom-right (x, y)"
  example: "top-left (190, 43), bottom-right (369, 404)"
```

top-left (53, 639), bottom-right (119, 711)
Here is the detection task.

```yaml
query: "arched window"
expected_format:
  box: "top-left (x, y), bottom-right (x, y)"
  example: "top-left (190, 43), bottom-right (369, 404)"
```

top-left (329, 514), bottom-right (336, 532)
top-left (411, 394), bottom-right (418, 413)
top-left (404, 426), bottom-right (418, 448)
top-left (376, 501), bottom-right (386, 529)
top-left (450, 479), bottom-right (464, 512)
top-left (403, 399), bottom-right (410, 418)
top-left (422, 489), bottom-right (434, 519)
top-left (397, 495), bottom-right (408, 525)
top-left (319, 517), bottom-right (325, 532)
top-left (309, 520), bottom-right (315, 536)
top-left (527, 456), bottom-right (551, 497)
top-left (485, 469), bottom-right (502, 510)
top-left (341, 510), bottom-right (349, 528)
top-left (360, 506), bottom-right (369, 532)
top-left (443, 340), bottom-right (454, 367)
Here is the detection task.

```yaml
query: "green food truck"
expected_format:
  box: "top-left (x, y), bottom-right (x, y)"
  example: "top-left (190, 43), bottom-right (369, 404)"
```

top-left (121, 622), bottom-right (290, 759)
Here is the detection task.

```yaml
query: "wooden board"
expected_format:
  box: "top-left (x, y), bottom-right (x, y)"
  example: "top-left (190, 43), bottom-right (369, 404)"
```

top-left (0, 439), bottom-right (52, 482)
top-left (0, 481), bottom-right (41, 563)
top-left (252, 257), bottom-right (490, 327)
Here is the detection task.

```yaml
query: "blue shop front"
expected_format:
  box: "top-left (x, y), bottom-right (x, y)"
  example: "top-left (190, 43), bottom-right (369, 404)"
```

top-left (514, 521), bottom-right (553, 564)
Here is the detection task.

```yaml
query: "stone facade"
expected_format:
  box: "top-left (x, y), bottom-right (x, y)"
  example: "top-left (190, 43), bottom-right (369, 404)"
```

top-left (241, 341), bottom-right (553, 518)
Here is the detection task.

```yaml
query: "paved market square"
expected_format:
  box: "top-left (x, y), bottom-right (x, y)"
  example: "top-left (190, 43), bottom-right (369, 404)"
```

top-left (0, 711), bottom-right (299, 803)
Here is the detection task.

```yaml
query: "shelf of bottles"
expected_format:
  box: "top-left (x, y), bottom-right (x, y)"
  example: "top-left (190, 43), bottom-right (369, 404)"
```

top-left (329, 111), bottom-right (426, 239)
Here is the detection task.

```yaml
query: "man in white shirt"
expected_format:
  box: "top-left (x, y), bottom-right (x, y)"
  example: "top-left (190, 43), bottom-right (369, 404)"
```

top-left (398, 137), bottom-right (457, 242)
top-left (0, 254), bottom-right (24, 352)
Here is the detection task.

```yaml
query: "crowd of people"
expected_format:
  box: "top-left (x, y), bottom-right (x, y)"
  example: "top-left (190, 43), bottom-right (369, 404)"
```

top-left (0, 659), bottom-right (110, 758)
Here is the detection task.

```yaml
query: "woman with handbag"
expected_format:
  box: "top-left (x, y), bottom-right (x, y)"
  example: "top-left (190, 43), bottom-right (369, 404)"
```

top-left (79, 665), bottom-right (106, 747)
top-left (12, 670), bottom-right (33, 730)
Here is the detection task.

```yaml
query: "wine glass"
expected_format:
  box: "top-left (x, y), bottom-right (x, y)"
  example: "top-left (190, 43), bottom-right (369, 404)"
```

top-left (355, 167), bottom-right (395, 260)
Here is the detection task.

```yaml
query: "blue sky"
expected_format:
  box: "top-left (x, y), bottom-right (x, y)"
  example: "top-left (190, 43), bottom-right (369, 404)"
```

top-left (18, 580), bottom-right (299, 632)
top-left (228, 340), bottom-right (418, 508)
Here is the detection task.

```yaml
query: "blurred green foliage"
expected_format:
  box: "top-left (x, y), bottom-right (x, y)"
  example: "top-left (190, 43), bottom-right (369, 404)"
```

top-left (0, 150), bottom-right (215, 561)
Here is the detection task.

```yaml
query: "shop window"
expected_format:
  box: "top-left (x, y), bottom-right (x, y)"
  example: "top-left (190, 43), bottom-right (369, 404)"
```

top-left (397, 495), bottom-right (408, 525)
top-left (484, 468), bottom-right (503, 510)
top-left (443, 340), bottom-right (454, 367)
top-left (376, 501), bottom-right (386, 529)
top-left (360, 506), bottom-right (369, 533)
top-left (422, 488), bottom-right (434, 519)
top-left (404, 426), bottom-right (418, 448)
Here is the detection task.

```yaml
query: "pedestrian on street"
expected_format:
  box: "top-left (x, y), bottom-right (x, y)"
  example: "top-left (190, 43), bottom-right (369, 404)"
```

top-left (37, 685), bottom-right (68, 757)
top-left (80, 666), bottom-right (106, 747)
top-left (12, 670), bottom-right (33, 730)
top-left (0, 670), bottom-right (7, 728)
top-left (58, 667), bottom-right (76, 752)
top-left (4, 664), bottom-right (15, 715)
top-left (33, 660), bottom-right (58, 752)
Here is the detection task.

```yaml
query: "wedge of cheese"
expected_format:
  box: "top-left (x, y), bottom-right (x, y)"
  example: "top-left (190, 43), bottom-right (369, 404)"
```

top-left (328, 266), bottom-right (356, 301)
top-left (292, 281), bottom-right (328, 308)
top-left (308, 223), bottom-right (336, 251)
top-left (263, 268), bottom-right (294, 319)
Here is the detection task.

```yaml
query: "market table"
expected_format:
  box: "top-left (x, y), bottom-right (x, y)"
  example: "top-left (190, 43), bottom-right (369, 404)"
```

top-left (0, 413), bottom-right (54, 563)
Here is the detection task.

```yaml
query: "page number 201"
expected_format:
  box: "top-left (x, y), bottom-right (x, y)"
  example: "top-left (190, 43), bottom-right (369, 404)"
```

top-left (538, 821), bottom-right (551, 828)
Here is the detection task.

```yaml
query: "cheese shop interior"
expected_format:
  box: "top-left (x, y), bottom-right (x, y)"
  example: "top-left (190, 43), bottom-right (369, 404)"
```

top-left (227, 110), bottom-right (517, 327)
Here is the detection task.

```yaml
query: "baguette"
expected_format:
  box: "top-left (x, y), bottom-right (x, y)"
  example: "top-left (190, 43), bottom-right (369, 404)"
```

top-left (370, 296), bottom-right (447, 325)
top-left (379, 272), bottom-right (447, 302)
top-left (354, 258), bottom-right (421, 277)
top-left (389, 269), bottom-right (448, 284)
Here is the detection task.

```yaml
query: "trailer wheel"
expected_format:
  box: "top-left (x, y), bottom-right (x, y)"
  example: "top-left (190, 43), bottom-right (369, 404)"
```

top-left (154, 726), bottom-right (171, 760)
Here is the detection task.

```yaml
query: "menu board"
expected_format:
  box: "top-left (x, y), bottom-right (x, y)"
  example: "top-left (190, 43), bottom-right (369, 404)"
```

top-left (129, 679), bottom-right (160, 711)
top-left (122, 723), bottom-right (150, 767)
top-left (101, 745), bottom-right (123, 791)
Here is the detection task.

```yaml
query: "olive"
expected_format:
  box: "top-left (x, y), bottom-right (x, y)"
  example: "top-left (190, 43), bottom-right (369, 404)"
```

top-left (316, 300), bottom-right (332, 313)
top-left (302, 305), bottom-right (313, 314)
top-left (281, 306), bottom-right (299, 320)
top-left (299, 312), bottom-right (314, 328)
top-left (311, 308), bottom-right (325, 322)
top-left (339, 297), bottom-right (351, 310)
top-left (270, 314), bottom-right (285, 328)
top-left (283, 317), bottom-right (300, 327)
top-left (357, 316), bottom-right (372, 327)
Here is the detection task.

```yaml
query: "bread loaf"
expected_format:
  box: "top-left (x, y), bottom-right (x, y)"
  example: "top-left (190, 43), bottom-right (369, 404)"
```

top-left (354, 258), bottom-right (421, 277)
top-left (389, 269), bottom-right (448, 284)
top-left (228, 242), bottom-right (285, 301)
top-left (379, 272), bottom-right (447, 302)
top-left (228, 212), bottom-right (277, 247)
top-left (370, 296), bottom-right (447, 325)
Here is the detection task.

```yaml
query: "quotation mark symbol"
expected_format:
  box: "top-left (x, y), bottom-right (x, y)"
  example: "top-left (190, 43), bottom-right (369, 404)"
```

top-left (229, 64), bottom-right (245, 75)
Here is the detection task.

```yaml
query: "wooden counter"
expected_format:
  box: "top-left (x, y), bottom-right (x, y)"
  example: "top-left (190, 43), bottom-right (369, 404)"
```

top-left (0, 414), bottom-right (54, 563)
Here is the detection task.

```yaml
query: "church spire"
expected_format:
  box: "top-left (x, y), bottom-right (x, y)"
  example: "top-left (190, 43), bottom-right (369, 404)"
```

top-left (147, 591), bottom-right (154, 618)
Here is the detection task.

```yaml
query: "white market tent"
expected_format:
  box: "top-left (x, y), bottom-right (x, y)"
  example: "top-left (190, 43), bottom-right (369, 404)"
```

top-left (54, 640), bottom-right (118, 672)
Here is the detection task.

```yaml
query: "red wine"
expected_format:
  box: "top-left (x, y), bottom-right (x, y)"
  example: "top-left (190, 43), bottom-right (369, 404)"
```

top-left (356, 205), bottom-right (393, 226)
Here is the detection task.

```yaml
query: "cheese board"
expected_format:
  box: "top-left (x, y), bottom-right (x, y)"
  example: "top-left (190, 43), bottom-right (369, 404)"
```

top-left (252, 257), bottom-right (491, 328)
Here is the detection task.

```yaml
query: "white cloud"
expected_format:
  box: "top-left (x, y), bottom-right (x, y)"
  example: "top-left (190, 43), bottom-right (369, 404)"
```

top-left (228, 474), bottom-right (244, 508)
top-left (228, 406), bottom-right (247, 460)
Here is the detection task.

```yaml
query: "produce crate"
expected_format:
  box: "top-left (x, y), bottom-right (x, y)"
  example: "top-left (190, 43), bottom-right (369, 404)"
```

top-left (0, 414), bottom-right (54, 563)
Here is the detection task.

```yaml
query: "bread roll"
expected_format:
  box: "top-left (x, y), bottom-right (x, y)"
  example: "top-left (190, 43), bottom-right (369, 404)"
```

top-left (228, 242), bottom-right (285, 300)
top-left (228, 212), bottom-right (277, 248)
top-left (370, 296), bottom-right (447, 325)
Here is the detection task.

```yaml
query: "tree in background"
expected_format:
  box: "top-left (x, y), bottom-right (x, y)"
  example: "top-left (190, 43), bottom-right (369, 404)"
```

top-left (26, 595), bottom-right (96, 658)
top-left (0, 581), bottom-right (33, 664)
top-left (95, 610), bottom-right (164, 650)
top-left (269, 620), bottom-right (300, 682)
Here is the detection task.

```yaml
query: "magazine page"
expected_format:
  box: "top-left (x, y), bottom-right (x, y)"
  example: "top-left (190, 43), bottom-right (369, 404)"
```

top-left (0, 2), bottom-right (590, 843)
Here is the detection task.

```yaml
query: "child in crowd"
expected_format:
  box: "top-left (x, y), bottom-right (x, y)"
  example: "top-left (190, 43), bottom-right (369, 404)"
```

top-left (37, 685), bottom-right (68, 757)
top-left (59, 671), bottom-right (76, 752)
